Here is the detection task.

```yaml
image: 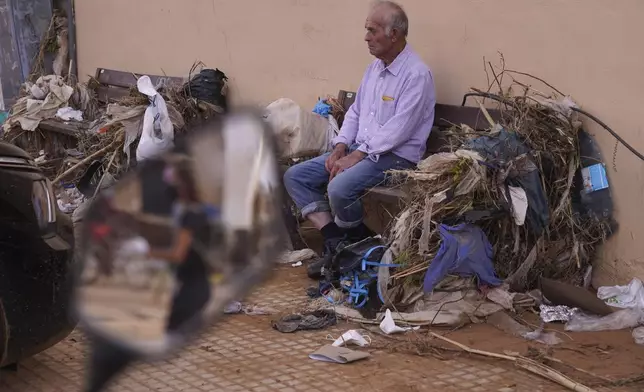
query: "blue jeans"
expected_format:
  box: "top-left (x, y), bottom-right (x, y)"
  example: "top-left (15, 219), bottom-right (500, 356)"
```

top-left (283, 144), bottom-right (415, 228)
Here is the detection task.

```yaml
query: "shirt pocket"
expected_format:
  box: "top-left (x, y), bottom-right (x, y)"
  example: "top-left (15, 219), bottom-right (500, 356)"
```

top-left (377, 99), bottom-right (396, 125)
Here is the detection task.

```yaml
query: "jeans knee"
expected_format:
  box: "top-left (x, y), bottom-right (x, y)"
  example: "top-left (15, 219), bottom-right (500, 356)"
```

top-left (283, 165), bottom-right (299, 195)
top-left (327, 178), bottom-right (352, 206)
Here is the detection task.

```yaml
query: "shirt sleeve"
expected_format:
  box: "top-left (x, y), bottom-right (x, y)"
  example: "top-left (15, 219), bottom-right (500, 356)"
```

top-left (331, 64), bottom-right (372, 148)
top-left (357, 71), bottom-right (433, 159)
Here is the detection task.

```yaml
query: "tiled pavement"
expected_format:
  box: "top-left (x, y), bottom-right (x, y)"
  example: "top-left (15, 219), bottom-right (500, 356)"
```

top-left (0, 268), bottom-right (633, 392)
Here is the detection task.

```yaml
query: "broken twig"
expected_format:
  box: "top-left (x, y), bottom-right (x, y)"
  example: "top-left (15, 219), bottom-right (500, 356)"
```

top-left (429, 332), bottom-right (597, 392)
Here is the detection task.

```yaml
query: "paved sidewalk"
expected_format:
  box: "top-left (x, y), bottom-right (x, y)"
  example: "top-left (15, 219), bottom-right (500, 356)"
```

top-left (0, 268), bottom-right (630, 392)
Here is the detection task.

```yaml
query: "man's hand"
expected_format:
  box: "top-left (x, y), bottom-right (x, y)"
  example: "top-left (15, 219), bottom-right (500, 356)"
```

top-left (325, 144), bottom-right (347, 173)
top-left (329, 150), bottom-right (367, 180)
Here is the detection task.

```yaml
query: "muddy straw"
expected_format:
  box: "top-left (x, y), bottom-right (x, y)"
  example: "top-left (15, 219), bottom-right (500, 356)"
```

top-left (385, 61), bottom-right (610, 291)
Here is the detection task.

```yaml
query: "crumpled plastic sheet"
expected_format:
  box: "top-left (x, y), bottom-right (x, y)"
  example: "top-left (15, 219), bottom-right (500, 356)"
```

top-left (56, 186), bottom-right (84, 214)
top-left (597, 278), bottom-right (644, 309)
top-left (565, 308), bottom-right (644, 332)
top-left (540, 304), bottom-right (580, 323)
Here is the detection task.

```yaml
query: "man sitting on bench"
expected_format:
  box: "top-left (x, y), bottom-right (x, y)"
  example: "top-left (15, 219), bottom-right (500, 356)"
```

top-left (283, 0), bottom-right (436, 279)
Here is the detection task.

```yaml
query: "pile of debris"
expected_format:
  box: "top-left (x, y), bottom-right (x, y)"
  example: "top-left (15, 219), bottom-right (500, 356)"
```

top-left (296, 69), bottom-right (625, 351)
top-left (1, 64), bottom-right (228, 189)
top-left (387, 87), bottom-right (612, 295)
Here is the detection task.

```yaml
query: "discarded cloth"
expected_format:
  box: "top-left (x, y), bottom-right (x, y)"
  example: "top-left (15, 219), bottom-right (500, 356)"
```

top-left (271, 310), bottom-right (337, 333)
top-left (4, 75), bottom-right (75, 132)
top-left (312, 99), bottom-right (331, 118)
top-left (309, 345), bottom-right (370, 364)
top-left (423, 223), bottom-right (502, 293)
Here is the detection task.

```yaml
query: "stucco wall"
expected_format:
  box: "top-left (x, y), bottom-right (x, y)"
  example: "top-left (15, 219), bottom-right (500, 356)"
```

top-left (75, 0), bottom-right (644, 287)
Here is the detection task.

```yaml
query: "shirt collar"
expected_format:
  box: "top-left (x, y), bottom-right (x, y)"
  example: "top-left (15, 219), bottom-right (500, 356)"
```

top-left (378, 44), bottom-right (411, 76)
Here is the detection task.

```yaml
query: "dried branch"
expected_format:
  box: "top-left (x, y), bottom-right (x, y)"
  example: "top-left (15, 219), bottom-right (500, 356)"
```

top-left (430, 332), bottom-right (597, 392)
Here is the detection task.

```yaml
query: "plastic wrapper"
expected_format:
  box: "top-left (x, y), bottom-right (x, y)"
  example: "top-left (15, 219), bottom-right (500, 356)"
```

top-left (540, 304), bottom-right (579, 323)
top-left (564, 308), bottom-right (644, 332)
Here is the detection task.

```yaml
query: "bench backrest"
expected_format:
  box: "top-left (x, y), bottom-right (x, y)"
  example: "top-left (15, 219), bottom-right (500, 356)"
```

top-left (94, 68), bottom-right (185, 104)
top-left (337, 90), bottom-right (502, 156)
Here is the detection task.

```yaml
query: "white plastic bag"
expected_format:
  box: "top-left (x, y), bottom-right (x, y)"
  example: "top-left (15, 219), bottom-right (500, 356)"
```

top-left (379, 309), bottom-right (420, 334)
top-left (564, 308), bottom-right (644, 332)
top-left (264, 98), bottom-right (331, 158)
top-left (136, 76), bottom-right (175, 162)
top-left (633, 327), bottom-right (644, 345)
top-left (597, 278), bottom-right (644, 309)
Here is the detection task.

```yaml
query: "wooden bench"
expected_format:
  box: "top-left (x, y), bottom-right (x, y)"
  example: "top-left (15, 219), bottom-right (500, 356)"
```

top-left (92, 68), bottom-right (185, 105)
top-left (283, 90), bottom-right (502, 249)
top-left (336, 90), bottom-right (501, 203)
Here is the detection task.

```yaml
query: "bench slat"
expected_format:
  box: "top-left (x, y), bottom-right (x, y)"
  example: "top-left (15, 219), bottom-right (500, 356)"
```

top-left (95, 85), bottom-right (130, 104)
top-left (368, 186), bottom-right (407, 203)
top-left (434, 103), bottom-right (501, 130)
top-left (95, 68), bottom-right (184, 89)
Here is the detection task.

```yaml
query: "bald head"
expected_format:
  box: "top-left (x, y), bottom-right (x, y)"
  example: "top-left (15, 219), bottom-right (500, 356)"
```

top-left (371, 1), bottom-right (409, 37)
top-left (365, 1), bottom-right (408, 62)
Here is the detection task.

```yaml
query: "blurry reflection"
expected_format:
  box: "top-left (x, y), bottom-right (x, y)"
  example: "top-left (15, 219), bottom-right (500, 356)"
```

top-left (76, 114), bottom-right (283, 350)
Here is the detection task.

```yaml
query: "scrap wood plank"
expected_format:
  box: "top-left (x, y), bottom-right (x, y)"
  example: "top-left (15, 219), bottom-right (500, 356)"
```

top-left (38, 119), bottom-right (88, 138)
top-left (94, 68), bottom-right (185, 104)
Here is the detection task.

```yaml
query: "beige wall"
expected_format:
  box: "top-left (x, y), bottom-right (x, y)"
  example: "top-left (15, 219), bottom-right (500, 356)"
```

top-left (75, 0), bottom-right (644, 286)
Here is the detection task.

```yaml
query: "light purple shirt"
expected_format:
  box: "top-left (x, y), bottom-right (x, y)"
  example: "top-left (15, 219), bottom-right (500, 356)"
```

top-left (332, 44), bottom-right (436, 163)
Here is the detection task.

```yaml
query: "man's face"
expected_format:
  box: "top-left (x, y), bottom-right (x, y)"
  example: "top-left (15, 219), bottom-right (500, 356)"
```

top-left (364, 9), bottom-right (394, 58)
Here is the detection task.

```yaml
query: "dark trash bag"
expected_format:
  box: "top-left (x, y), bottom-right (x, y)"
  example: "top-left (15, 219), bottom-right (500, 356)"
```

top-left (464, 128), bottom-right (550, 235)
top-left (183, 68), bottom-right (228, 112)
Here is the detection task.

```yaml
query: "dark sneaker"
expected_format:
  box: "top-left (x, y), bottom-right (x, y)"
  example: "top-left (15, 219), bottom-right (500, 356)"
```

top-left (306, 237), bottom-right (345, 280)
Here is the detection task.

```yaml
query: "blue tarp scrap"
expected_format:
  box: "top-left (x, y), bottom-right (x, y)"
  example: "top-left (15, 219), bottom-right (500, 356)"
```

top-left (312, 98), bottom-right (331, 118)
top-left (423, 223), bottom-right (502, 293)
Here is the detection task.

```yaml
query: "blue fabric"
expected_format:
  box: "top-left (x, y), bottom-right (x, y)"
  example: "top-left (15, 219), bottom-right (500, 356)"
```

top-left (423, 223), bottom-right (502, 293)
top-left (312, 99), bottom-right (332, 118)
top-left (283, 144), bottom-right (414, 228)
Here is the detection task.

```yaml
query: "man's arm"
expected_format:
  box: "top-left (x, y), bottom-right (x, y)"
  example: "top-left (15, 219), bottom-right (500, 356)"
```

top-left (358, 71), bottom-right (434, 159)
top-left (331, 65), bottom-right (372, 147)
